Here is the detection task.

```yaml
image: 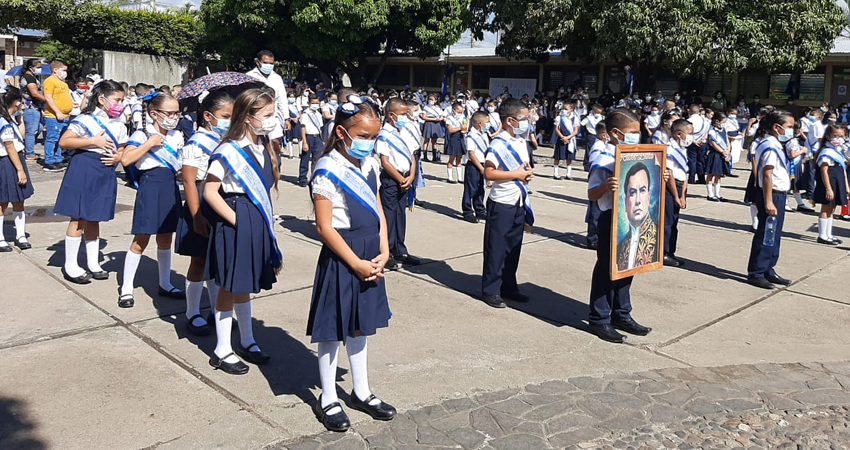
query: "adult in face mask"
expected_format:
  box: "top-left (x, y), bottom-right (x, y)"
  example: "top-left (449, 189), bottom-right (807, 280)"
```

top-left (246, 49), bottom-right (288, 121)
top-left (42, 60), bottom-right (74, 172)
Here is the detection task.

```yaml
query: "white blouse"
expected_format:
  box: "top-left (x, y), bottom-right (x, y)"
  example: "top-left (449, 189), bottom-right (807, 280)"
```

top-left (127, 129), bottom-right (185, 171)
top-left (181, 127), bottom-right (221, 181)
top-left (66, 109), bottom-right (129, 155)
top-left (206, 136), bottom-right (269, 194)
top-left (311, 149), bottom-right (382, 230)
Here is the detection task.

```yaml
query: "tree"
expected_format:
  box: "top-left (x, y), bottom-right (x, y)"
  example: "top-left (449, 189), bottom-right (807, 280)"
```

top-left (468, 0), bottom-right (847, 82)
top-left (33, 39), bottom-right (96, 74)
top-left (200, 0), bottom-right (467, 87)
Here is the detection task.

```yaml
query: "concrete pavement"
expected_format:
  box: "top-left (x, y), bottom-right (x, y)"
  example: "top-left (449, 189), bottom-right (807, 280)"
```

top-left (0, 149), bottom-right (848, 449)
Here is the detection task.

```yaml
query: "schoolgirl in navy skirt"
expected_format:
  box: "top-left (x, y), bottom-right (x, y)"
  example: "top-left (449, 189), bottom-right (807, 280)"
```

top-left (705, 112), bottom-right (730, 201)
top-left (308, 97), bottom-right (396, 432)
top-left (0, 88), bottom-right (34, 253)
top-left (553, 102), bottom-right (579, 180)
top-left (420, 95), bottom-right (445, 161)
top-left (285, 92), bottom-right (302, 159)
top-left (203, 88), bottom-right (282, 375)
top-left (118, 92), bottom-right (185, 308)
top-left (175, 90), bottom-right (234, 336)
top-left (54, 81), bottom-right (128, 281)
top-left (813, 124), bottom-right (849, 245)
top-left (444, 102), bottom-right (466, 183)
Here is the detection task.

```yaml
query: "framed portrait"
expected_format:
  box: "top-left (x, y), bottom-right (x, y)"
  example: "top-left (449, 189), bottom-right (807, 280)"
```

top-left (610, 144), bottom-right (667, 281)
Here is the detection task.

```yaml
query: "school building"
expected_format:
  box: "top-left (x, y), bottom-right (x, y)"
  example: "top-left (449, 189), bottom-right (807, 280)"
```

top-left (364, 31), bottom-right (850, 108)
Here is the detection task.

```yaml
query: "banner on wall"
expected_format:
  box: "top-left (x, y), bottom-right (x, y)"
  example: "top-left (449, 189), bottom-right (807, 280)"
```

top-left (488, 78), bottom-right (538, 99)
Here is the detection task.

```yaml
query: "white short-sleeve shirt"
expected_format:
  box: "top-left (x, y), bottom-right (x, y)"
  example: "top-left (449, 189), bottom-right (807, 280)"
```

top-left (127, 128), bottom-right (185, 171)
top-left (67, 109), bottom-right (129, 155)
top-left (588, 143), bottom-right (616, 211)
top-left (311, 149), bottom-right (382, 229)
top-left (206, 136), bottom-right (269, 194)
top-left (0, 118), bottom-right (25, 156)
top-left (376, 123), bottom-right (413, 173)
top-left (485, 130), bottom-right (530, 206)
top-left (466, 129), bottom-right (489, 163)
top-left (302, 109), bottom-right (324, 136)
top-left (756, 136), bottom-right (791, 192)
top-left (181, 127), bottom-right (221, 181)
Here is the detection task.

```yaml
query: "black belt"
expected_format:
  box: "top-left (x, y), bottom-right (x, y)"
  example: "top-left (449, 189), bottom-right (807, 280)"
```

top-left (675, 180), bottom-right (685, 187)
top-left (306, 133), bottom-right (321, 138)
top-left (0, 150), bottom-right (24, 159)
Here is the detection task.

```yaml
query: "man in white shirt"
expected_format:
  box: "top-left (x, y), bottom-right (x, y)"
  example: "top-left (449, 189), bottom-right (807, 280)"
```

top-left (246, 50), bottom-right (288, 120)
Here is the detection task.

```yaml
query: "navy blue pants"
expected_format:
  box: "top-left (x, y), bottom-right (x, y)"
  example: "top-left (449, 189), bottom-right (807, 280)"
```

top-left (481, 199), bottom-right (524, 297)
top-left (462, 164), bottom-right (486, 218)
top-left (664, 184), bottom-right (683, 256)
top-left (747, 191), bottom-right (787, 280)
top-left (804, 158), bottom-right (818, 197)
top-left (379, 171), bottom-right (409, 257)
top-left (299, 135), bottom-right (324, 184)
top-left (687, 142), bottom-right (708, 184)
top-left (588, 210), bottom-right (633, 326)
top-left (583, 133), bottom-right (597, 170)
top-left (585, 200), bottom-right (601, 247)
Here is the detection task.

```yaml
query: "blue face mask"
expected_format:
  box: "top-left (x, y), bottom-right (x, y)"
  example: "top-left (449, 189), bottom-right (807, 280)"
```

top-left (393, 113), bottom-right (408, 130)
top-left (12, 109), bottom-right (23, 118)
top-left (509, 118), bottom-right (529, 135)
top-left (329, 100), bottom-right (338, 106)
top-left (210, 115), bottom-right (230, 135)
top-left (343, 128), bottom-right (375, 158)
top-left (623, 133), bottom-right (641, 145)
top-left (778, 126), bottom-right (794, 142)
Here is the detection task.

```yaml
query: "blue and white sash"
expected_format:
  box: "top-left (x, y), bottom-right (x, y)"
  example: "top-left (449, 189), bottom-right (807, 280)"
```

top-left (187, 131), bottom-right (220, 156)
top-left (377, 129), bottom-right (412, 166)
top-left (489, 113), bottom-right (500, 132)
top-left (71, 114), bottom-right (119, 152)
top-left (666, 142), bottom-right (689, 174)
top-left (709, 129), bottom-right (728, 151)
top-left (691, 117), bottom-right (707, 140)
top-left (590, 143), bottom-right (616, 174)
top-left (210, 141), bottom-right (282, 269)
top-left (756, 138), bottom-right (788, 176)
top-left (424, 106), bottom-right (442, 119)
top-left (150, 137), bottom-right (181, 173)
top-left (306, 111), bottom-right (322, 133)
top-left (652, 131), bottom-right (669, 145)
top-left (403, 122), bottom-right (422, 150)
top-left (467, 132), bottom-right (488, 158)
top-left (311, 155), bottom-right (380, 221)
top-left (819, 145), bottom-right (847, 170)
top-left (489, 137), bottom-right (534, 227)
top-left (0, 118), bottom-right (24, 146)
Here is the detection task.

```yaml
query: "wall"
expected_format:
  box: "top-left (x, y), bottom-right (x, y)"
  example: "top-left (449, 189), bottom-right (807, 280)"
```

top-left (97, 50), bottom-right (188, 86)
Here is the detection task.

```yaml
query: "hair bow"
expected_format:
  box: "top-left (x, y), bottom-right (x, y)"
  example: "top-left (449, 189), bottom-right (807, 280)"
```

top-left (141, 91), bottom-right (159, 102)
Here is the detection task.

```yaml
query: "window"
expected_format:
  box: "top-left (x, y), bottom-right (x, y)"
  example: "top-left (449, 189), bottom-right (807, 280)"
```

top-left (544, 65), bottom-right (599, 94)
top-left (472, 65), bottom-right (539, 90)
top-left (366, 64), bottom-right (409, 87)
top-left (704, 74), bottom-right (734, 99)
top-left (768, 73), bottom-right (824, 101)
top-left (737, 70), bottom-right (769, 99)
top-left (412, 65), bottom-right (443, 88)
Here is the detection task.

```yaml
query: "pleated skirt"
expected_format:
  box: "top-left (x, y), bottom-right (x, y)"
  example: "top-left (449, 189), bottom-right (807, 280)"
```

top-left (130, 167), bottom-right (180, 235)
top-left (53, 151), bottom-right (116, 221)
top-left (813, 165), bottom-right (848, 206)
top-left (0, 152), bottom-right (34, 203)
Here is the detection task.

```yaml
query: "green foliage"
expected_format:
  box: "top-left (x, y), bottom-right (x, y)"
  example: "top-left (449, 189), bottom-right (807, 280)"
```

top-left (200, 0), bottom-right (467, 82)
top-left (33, 39), bottom-right (95, 70)
top-left (468, 0), bottom-right (848, 75)
top-left (0, 0), bottom-right (201, 59)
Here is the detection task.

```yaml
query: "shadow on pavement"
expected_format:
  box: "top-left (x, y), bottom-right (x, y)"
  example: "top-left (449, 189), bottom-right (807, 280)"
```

top-left (0, 396), bottom-right (47, 450)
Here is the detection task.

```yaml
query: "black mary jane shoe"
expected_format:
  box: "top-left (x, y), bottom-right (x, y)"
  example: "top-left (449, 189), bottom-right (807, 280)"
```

top-left (14, 238), bottom-right (32, 250)
top-left (158, 286), bottom-right (186, 299)
top-left (209, 352), bottom-right (249, 375)
top-left (186, 314), bottom-right (211, 336)
top-left (118, 294), bottom-right (135, 308)
top-left (90, 271), bottom-right (109, 281)
top-left (817, 237), bottom-right (840, 246)
top-left (235, 343), bottom-right (270, 365)
top-left (62, 268), bottom-right (92, 285)
top-left (315, 398), bottom-right (351, 432)
top-left (611, 317), bottom-right (652, 336)
top-left (349, 391), bottom-right (397, 421)
top-left (0, 243), bottom-right (13, 253)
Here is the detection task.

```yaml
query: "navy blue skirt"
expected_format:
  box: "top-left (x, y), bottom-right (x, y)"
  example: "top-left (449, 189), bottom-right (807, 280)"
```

top-left (423, 121), bottom-right (445, 139)
top-left (705, 150), bottom-right (727, 176)
top-left (307, 227), bottom-right (391, 343)
top-left (130, 167), bottom-right (180, 235)
top-left (207, 194), bottom-right (277, 294)
top-left (286, 122), bottom-right (302, 141)
top-left (744, 172), bottom-right (759, 204)
top-left (813, 165), bottom-right (848, 206)
top-left (0, 152), bottom-right (34, 203)
top-left (175, 185), bottom-right (210, 258)
top-left (54, 151), bottom-right (116, 221)
top-left (553, 140), bottom-right (576, 161)
top-left (445, 132), bottom-right (465, 156)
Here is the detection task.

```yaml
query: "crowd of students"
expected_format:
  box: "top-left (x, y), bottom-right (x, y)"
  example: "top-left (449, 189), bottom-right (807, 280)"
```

top-left (0, 53), bottom-right (847, 432)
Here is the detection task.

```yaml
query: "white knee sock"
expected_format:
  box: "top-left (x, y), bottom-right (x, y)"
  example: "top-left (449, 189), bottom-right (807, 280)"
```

top-left (706, 183), bottom-right (714, 198)
top-left (85, 239), bottom-right (103, 273)
top-left (214, 310), bottom-right (239, 363)
top-left (156, 248), bottom-right (175, 291)
top-left (566, 165), bottom-right (572, 177)
top-left (0, 221), bottom-right (6, 245)
top-left (553, 165), bottom-right (560, 177)
top-left (446, 167), bottom-right (454, 181)
top-left (828, 217), bottom-right (835, 239)
top-left (714, 182), bottom-right (722, 199)
top-left (318, 341), bottom-right (342, 414)
top-left (120, 251), bottom-right (142, 296)
top-left (818, 218), bottom-right (830, 240)
top-left (233, 302), bottom-right (257, 349)
top-left (13, 211), bottom-right (25, 239)
top-left (750, 205), bottom-right (759, 230)
top-left (456, 165), bottom-right (463, 182)
top-left (64, 236), bottom-right (86, 278)
top-left (794, 192), bottom-right (805, 207)
top-left (185, 280), bottom-right (204, 324)
top-left (206, 281), bottom-right (220, 312)
top-left (346, 335), bottom-right (380, 405)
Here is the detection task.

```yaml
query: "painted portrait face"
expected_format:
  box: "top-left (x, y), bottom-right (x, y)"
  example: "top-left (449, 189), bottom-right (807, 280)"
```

top-left (625, 168), bottom-right (650, 227)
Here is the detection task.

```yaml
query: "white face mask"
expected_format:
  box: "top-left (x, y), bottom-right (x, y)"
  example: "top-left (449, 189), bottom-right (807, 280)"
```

top-left (683, 134), bottom-right (694, 147)
top-left (56, 70), bottom-right (67, 80)
top-left (154, 113), bottom-right (178, 130)
top-left (309, 104), bottom-right (320, 111)
top-left (250, 115), bottom-right (277, 135)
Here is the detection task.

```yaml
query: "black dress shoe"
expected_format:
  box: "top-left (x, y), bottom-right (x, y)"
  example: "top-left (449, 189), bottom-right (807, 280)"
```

top-left (727, 173), bottom-right (740, 178)
top-left (587, 324), bottom-right (625, 343)
top-left (482, 295), bottom-right (506, 309)
top-left (186, 314), bottom-right (211, 336)
top-left (349, 391), bottom-right (397, 421)
top-left (118, 294), bottom-right (135, 308)
top-left (502, 291), bottom-right (530, 303)
top-left (14, 238), bottom-right (31, 250)
top-left (385, 257), bottom-right (401, 271)
top-left (158, 286), bottom-right (186, 299)
top-left (747, 277), bottom-right (776, 290)
top-left (765, 273), bottom-right (791, 286)
top-left (89, 271), bottom-right (109, 280)
top-left (831, 237), bottom-right (843, 245)
top-left (0, 243), bottom-right (13, 253)
top-left (209, 352), bottom-right (249, 375)
top-left (611, 317), bottom-right (652, 336)
top-left (663, 254), bottom-right (681, 267)
top-left (235, 343), bottom-right (270, 365)
top-left (62, 268), bottom-right (92, 285)
top-left (314, 398), bottom-right (351, 432)
top-left (817, 237), bottom-right (840, 246)
top-left (749, 227), bottom-right (757, 233)
top-left (476, 215), bottom-right (487, 222)
top-left (397, 254), bottom-right (421, 266)
top-left (463, 215), bottom-right (478, 224)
